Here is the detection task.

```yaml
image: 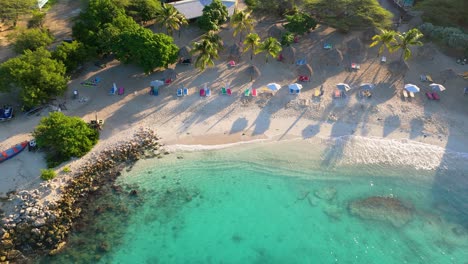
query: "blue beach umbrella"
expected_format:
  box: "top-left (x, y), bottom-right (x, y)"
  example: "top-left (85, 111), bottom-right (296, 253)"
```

top-left (266, 83), bottom-right (282, 91)
top-left (429, 83), bottom-right (446, 92)
top-left (404, 84), bottom-right (420, 93)
top-left (360, 83), bottom-right (375, 90)
top-left (336, 83), bottom-right (351, 91)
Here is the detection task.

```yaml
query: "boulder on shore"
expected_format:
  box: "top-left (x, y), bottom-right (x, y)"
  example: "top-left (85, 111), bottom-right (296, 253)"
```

top-left (348, 196), bottom-right (413, 227)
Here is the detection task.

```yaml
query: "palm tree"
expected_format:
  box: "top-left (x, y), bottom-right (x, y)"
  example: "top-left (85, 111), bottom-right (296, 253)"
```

top-left (204, 31), bottom-right (224, 51)
top-left (191, 32), bottom-right (224, 71)
top-left (230, 9), bottom-right (255, 42)
top-left (369, 29), bottom-right (398, 57)
top-left (258, 37), bottom-right (282, 63)
top-left (392, 28), bottom-right (424, 61)
top-left (243, 33), bottom-right (261, 60)
top-left (154, 3), bottom-right (188, 37)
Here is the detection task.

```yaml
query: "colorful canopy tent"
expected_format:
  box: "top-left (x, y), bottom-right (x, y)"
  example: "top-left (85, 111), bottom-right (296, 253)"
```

top-left (288, 83), bottom-right (303, 94)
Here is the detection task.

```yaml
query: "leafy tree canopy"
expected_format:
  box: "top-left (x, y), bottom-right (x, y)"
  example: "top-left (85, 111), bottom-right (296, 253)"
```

top-left (11, 28), bottom-right (54, 54)
top-left (305, 0), bottom-right (393, 31)
top-left (112, 28), bottom-right (179, 73)
top-left (416, 0), bottom-right (467, 29)
top-left (0, 48), bottom-right (69, 109)
top-left (126, 0), bottom-right (161, 24)
top-left (0, 0), bottom-right (36, 26)
top-left (244, 0), bottom-right (296, 16)
top-left (33, 112), bottom-right (99, 167)
top-left (198, 0), bottom-right (229, 31)
top-left (284, 12), bottom-right (317, 35)
top-left (53, 41), bottom-right (92, 74)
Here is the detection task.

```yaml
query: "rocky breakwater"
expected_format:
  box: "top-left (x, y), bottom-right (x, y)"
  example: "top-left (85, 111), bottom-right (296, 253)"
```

top-left (348, 196), bottom-right (414, 227)
top-left (0, 128), bottom-right (165, 263)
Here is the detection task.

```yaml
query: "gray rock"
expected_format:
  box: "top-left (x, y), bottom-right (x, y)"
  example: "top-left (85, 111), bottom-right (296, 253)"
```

top-left (33, 218), bottom-right (46, 227)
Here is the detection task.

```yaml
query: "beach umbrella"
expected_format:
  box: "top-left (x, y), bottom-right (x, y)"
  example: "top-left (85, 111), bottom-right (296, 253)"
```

top-left (150, 80), bottom-right (164, 88)
top-left (288, 83), bottom-right (303, 91)
top-left (336, 83), bottom-right (351, 91)
top-left (404, 84), bottom-right (420, 93)
top-left (429, 83), bottom-right (446, 92)
top-left (266, 83), bottom-right (281, 91)
top-left (360, 83), bottom-right (375, 90)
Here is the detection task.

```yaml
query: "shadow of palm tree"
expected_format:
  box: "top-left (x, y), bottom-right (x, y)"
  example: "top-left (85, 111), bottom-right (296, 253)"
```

top-left (302, 124), bottom-right (320, 138)
top-left (409, 118), bottom-right (424, 139)
top-left (383, 115), bottom-right (401, 137)
top-left (230, 117), bottom-right (248, 134)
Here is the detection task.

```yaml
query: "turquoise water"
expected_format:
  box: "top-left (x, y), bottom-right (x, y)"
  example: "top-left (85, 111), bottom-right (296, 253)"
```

top-left (46, 138), bottom-right (468, 264)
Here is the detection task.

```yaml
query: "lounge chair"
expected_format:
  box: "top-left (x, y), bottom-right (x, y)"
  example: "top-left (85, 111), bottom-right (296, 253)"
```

top-left (402, 90), bottom-right (408, 99)
top-left (351, 63), bottom-right (360, 70)
top-left (426, 75), bottom-right (434, 83)
top-left (227, 88), bottom-right (232, 95)
top-left (206, 88), bottom-right (211, 96)
top-left (381, 56), bottom-right (387, 63)
top-left (221, 87), bottom-right (227, 95)
top-left (109, 87), bottom-right (116, 95)
top-left (409, 92), bottom-right (415, 98)
top-left (425, 92), bottom-right (433, 100)
top-left (333, 90), bottom-right (341, 98)
top-left (200, 88), bottom-right (206, 97)
top-left (165, 79), bottom-right (172, 85)
top-left (152, 87), bottom-right (159, 96)
top-left (118, 87), bottom-right (124, 95)
top-left (432, 92), bottom-right (440, 100)
top-left (324, 43), bottom-right (332, 50)
top-left (177, 88), bottom-right (183, 97)
top-left (244, 88), bottom-right (251, 97)
top-left (313, 88), bottom-right (321, 97)
top-left (252, 88), bottom-right (258, 96)
top-left (296, 59), bottom-right (306, 65)
top-left (183, 87), bottom-right (189, 96)
top-left (298, 75), bottom-right (310, 82)
top-left (420, 75), bottom-right (427, 82)
top-left (228, 60), bottom-right (236, 67)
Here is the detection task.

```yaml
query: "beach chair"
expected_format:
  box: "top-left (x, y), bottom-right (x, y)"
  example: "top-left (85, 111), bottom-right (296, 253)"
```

top-left (432, 92), bottom-right (440, 100)
top-left (165, 79), bottom-right (172, 85)
top-left (313, 88), bottom-right (321, 97)
top-left (183, 87), bottom-right (189, 96)
top-left (244, 88), bottom-right (251, 97)
top-left (228, 60), bottom-right (236, 67)
top-left (296, 59), bottom-right (306, 65)
top-left (351, 63), bottom-right (360, 70)
top-left (252, 88), bottom-right (258, 96)
top-left (324, 43), bottom-right (332, 50)
top-left (463, 72), bottom-right (468, 80)
top-left (402, 90), bottom-right (408, 99)
top-left (227, 88), bottom-right (232, 95)
top-left (200, 88), bottom-right (206, 97)
top-left (221, 87), bottom-right (227, 95)
top-left (298, 75), bottom-right (310, 82)
top-left (409, 92), bottom-right (415, 98)
top-left (333, 90), bottom-right (341, 98)
top-left (420, 75), bottom-right (427, 82)
top-left (109, 86), bottom-right (116, 95)
top-left (426, 75), bottom-right (434, 83)
top-left (118, 87), bottom-right (124, 95)
top-left (152, 87), bottom-right (159, 96)
top-left (425, 92), bottom-right (434, 100)
top-left (206, 88), bottom-right (211, 96)
top-left (177, 88), bottom-right (183, 97)
top-left (381, 56), bottom-right (387, 63)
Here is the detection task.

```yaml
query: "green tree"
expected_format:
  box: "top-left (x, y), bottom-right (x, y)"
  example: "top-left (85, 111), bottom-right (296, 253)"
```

top-left (284, 12), bottom-right (317, 36)
top-left (33, 112), bottom-right (99, 167)
top-left (53, 41), bottom-right (91, 73)
top-left (0, 0), bottom-right (36, 27)
top-left (154, 3), bottom-right (188, 37)
top-left (258, 37), bottom-right (282, 63)
top-left (230, 9), bottom-right (255, 42)
top-left (369, 29), bottom-right (398, 56)
top-left (127, 0), bottom-right (161, 24)
top-left (28, 10), bottom-right (46, 28)
top-left (112, 27), bottom-right (179, 73)
top-left (281, 32), bottom-right (295, 46)
top-left (191, 32), bottom-right (224, 71)
top-left (12, 28), bottom-right (54, 54)
top-left (416, 0), bottom-right (467, 29)
top-left (243, 33), bottom-right (261, 60)
top-left (393, 28), bottom-right (424, 61)
top-left (0, 48), bottom-right (69, 109)
top-left (197, 0), bottom-right (228, 31)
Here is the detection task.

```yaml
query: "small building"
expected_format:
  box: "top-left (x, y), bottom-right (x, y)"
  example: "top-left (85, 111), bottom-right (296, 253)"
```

top-left (38, 0), bottom-right (48, 8)
top-left (169, 0), bottom-right (237, 20)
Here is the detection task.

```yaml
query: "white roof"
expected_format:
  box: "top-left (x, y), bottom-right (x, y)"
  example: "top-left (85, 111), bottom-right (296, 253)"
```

top-left (170, 0), bottom-right (237, 20)
top-left (38, 0), bottom-right (48, 8)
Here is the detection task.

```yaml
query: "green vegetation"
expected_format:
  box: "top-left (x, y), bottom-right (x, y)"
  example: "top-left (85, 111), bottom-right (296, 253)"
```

top-left (53, 41), bottom-right (92, 74)
top-left (154, 3), bottom-right (188, 37)
top-left (0, 0), bottom-right (36, 27)
top-left (243, 33), bottom-right (261, 60)
top-left (258, 37), bottom-right (282, 63)
top-left (416, 0), bottom-right (467, 29)
top-left (191, 31), bottom-right (223, 71)
top-left (281, 32), bottom-right (295, 46)
top-left (40, 169), bottom-right (57, 180)
top-left (11, 28), bottom-right (54, 54)
top-left (62, 166), bottom-right (71, 173)
top-left (28, 10), bottom-right (46, 28)
top-left (112, 27), bottom-right (179, 73)
top-left (369, 29), bottom-right (397, 56)
top-left (419, 23), bottom-right (468, 55)
top-left (305, 0), bottom-right (392, 32)
top-left (284, 11), bottom-right (317, 36)
top-left (244, 0), bottom-right (295, 16)
top-left (197, 0), bottom-right (228, 31)
top-left (126, 0), bottom-right (161, 24)
top-left (370, 28), bottom-right (424, 61)
top-left (0, 48), bottom-right (69, 109)
top-left (231, 9), bottom-right (255, 42)
top-left (33, 112), bottom-right (99, 167)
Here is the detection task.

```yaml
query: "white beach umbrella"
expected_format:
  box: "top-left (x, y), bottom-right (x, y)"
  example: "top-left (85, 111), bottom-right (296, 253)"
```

top-left (336, 83), bottom-right (351, 91)
top-left (150, 80), bottom-right (164, 87)
top-left (404, 84), bottom-right (420, 93)
top-left (429, 83), bottom-right (446, 92)
top-left (360, 83), bottom-right (375, 90)
top-left (288, 83), bottom-right (303, 91)
top-left (266, 83), bottom-right (281, 91)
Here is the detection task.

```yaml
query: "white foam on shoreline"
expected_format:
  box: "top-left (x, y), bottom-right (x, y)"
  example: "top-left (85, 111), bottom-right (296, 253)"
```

top-left (164, 138), bottom-right (271, 152)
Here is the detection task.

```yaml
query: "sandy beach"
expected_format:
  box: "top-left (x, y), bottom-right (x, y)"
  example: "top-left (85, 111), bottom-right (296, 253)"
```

top-left (1, 13), bottom-right (468, 209)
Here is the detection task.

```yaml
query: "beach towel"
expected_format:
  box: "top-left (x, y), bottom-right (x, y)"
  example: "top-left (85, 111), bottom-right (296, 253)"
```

top-left (244, 88), bottom-right (251, 96)
top-left (228, 60), bottom-right (236, 67)
top-left (426, 75), bottom-right (434, 83)
top-left (165, 79), bottom-right (172, 85)
top-left (221, 87), bottom-right (227, 95)
top-left (177, 89), bottom-right (183, 97)
top-left (200, 88), bottom-right (206, 97)
top-left (227, 88), bottom-right (232, 95)
top-left (206, 88), bottom-right (211, 96)
top-left (118, 87), bottom-right (124, 95)
top-left (432, 92), bottom-right (440, 100)
top-left (381, 56), bottom-right (387, 63)
top-left (183, 88), bottom-right (188, 96)
top-left (351, 63), bottom-right (360, 70)
top-left (425, 92), bottom-right (433, 100)
top-left (252, 88), bottom-right (258, 96)
top-left (298, 75), bottom-right (310, 82)
top-left (313, 89), bottom-right (321, 97)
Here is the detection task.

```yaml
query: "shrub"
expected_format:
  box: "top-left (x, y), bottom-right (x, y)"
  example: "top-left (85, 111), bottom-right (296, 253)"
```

top-left (12, 28), bottom-right (54, 54)
top-left (28, 10), bottom-right (46, 28)
top-left (62, 166), bottom-right (71, 173)
top-left (41, 169), bottom-right (56, 180)
top-left (281, 32), bottom-right (295, 46)
top-left (419, 23), bottom-right (468, 51)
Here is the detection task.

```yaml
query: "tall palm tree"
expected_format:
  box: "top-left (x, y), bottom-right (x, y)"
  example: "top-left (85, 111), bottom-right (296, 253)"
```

top-left (230, 9), bottom-right (255, 42)
top-left (191, 32), bottom-right (224, 71)
top-left (243, 33), bottom-right (261, 60)
top-left (369, 29), bottom-right (398, 57)
top-left (154, 3), bottom-right (188, 37)
top-left (204, 30), bottom-right (224, 51)
top-left (258, 37), bottom-right (282, 63)
top-left (393, 28), bottom-right (424, 61)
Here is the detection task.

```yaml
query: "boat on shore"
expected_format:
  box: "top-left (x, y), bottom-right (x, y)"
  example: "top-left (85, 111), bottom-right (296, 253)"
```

top-left (0, 141), bottom-right (28, 163)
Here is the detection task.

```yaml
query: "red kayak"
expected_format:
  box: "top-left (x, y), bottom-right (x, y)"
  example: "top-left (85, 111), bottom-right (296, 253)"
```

top-left (0, 141), bottom-right (28, 163)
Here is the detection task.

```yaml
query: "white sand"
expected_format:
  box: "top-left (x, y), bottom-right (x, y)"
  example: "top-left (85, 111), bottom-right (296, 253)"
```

top-left (1, 21), bottom-right (468, 207)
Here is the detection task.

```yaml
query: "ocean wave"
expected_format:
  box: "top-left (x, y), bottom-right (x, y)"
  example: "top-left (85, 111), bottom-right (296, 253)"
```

top-left (164, 138), bottom-right (271, 152)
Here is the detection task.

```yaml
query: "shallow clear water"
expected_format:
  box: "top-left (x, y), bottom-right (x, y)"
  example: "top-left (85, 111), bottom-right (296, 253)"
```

top-left (45, 138), bottom-right (468, 264)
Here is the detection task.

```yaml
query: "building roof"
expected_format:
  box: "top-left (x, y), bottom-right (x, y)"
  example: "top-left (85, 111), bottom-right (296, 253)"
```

top-left (170, 0), bottom-right (237, 20)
